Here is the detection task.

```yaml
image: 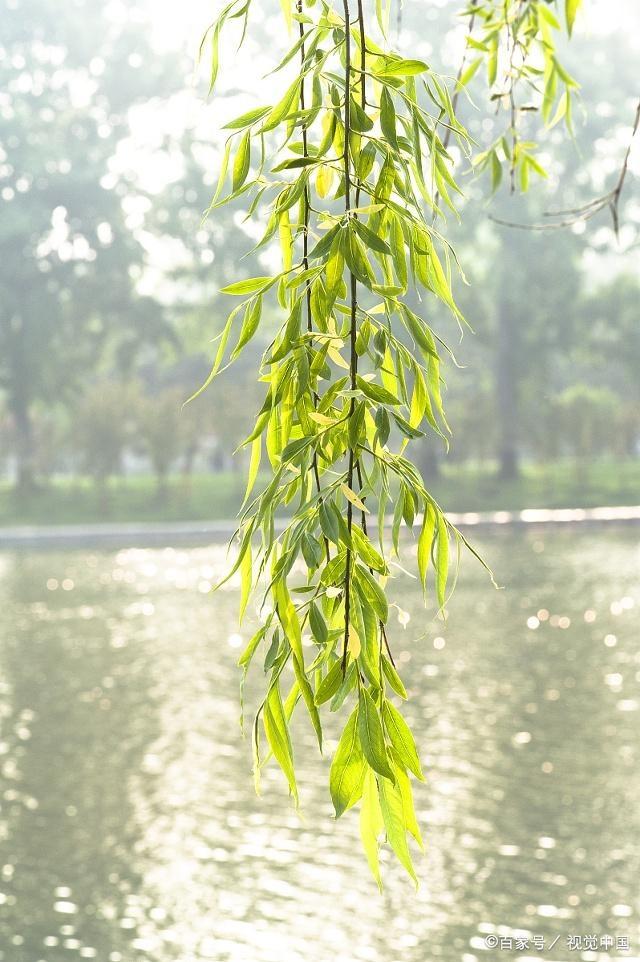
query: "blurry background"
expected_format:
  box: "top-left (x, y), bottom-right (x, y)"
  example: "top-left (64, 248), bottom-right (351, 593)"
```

top-left (1, 2), bottom-right (639, 962)
top-left (0, 0), bottom-right (638, 524)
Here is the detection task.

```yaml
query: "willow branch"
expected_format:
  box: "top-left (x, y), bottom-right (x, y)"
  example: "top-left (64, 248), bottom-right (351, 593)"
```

top-left (489, 96), bottom-right (640, 235)
top-left (341, 0), bottom-right (357, 674)
top-left (297, 0), bottom-right (330, 558)
top-left (442, 0), bottom-right (478, 152)
top-left (434, 0), bottom-right (478, 216)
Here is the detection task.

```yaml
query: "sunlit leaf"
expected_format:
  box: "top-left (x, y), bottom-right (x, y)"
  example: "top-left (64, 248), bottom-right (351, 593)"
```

top-left (330, 706), bottom-right (366, 817)
top-left (358, 688), bottom-right (395, 782)
top-left (382, 699), bottom-right (424, 781)
top-left (263, 683), bottom-right (298, 803)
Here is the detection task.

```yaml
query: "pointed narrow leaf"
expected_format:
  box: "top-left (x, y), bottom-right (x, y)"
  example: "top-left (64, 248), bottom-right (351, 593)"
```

top-left (232, 129), bottom-right (251, 190)
top-left (263, 684), bottom-right (298, 803)
top-left (565, 0), bottom-right (581, 35)
top-left (382, 699), bottom-right (424, 780)
top-left (330, 707), bottom-right (367, 817)
top-left (436, 516), bottom-right (449, 609)
top-left (379, 778), bottom-right (418, 884)
top-left (360, 769), bottom-right (384, 889)
top-left (357, 688), bottom-right (395, 782)
top-left (382, 656), bottom-right (407, 699)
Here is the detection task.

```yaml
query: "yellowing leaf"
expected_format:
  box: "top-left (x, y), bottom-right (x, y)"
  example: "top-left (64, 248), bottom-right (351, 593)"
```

top-left (347, 625), bottom-right (361, 659)
top-left (308, 412), bottom-right (336, 426)
top-left (279, 0), bottom-right (292, 31)
top-left (278, 209), bottom-right (293, 271)
top-left (328, 345), bottom-right (350, 370)
top-left (565, 0), bottom-right (582, 35)
top-left (360, 769), bottom-right (384, 889)
top-left (239, 539), bottom-right (252, 623)
top-left (341, 483), bottom-right (370, 514)
top-left (316, 164), bottom-right (334, 199)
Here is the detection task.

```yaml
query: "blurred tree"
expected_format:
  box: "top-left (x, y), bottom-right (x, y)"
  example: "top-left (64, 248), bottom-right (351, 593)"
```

top-left (556, 384), bottom-right (618, 473)
top-left (442, 23), bottom-right (639, 479)
top-left (136, 388), bottom-right (185, 501)
top-left (74, 380), bottom-right (137, 511)
top-left (577, 275), bottom-right (640, 456)
top-left (0, 0), bottom-right (177, 493)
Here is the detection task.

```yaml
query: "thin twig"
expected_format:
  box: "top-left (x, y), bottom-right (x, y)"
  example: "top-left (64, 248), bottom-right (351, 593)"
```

top-left (341, 0), bottom-right (356, 675)
top-left (298, 0), bottom-right (330, 559)
top-left (489, 96), bottom-right (640, 235)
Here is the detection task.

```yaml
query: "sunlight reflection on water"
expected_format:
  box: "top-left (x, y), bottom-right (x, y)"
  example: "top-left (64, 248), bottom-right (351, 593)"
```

top-left (0, 530), bottom-right (639, 961)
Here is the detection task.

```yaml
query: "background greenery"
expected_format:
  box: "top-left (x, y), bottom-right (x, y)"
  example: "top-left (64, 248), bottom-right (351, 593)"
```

top-left (1, 0), bottom-right (638, 523)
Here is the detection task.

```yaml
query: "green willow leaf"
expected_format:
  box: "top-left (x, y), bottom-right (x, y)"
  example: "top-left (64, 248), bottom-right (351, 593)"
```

top-left (263, 683), bottom-right (298, 804)
top-left (330, 706), bottom-right (367, 817)
top-left (566, 0), bottom-right (582, 36)
top-left (357, 688), bottom-right (395, 782)
top-left (309, 601), bottom-right (329, 646)
top-left (223, 105), bottom-right (271, 130)
top-left (355, 375), bottom-right (400, 406)
top-left (376, 58), bottom-right (429, 77)
top-left (382, 699), bottom-right (424, 780)
top-left (436, 516), bottom-right (449, 610)
top-left (417, 501), bottom-right (437, 593)
top-left (355, 565), bottom-right (388, 623)
top-left (382, 656), bottom-right (407, 700)
top-left (293, 658), bottom-right (323, 750)
top-left (360, 768), bottom-right (384, 890)
top-left (315, 660), bottom-right (343, 705)
top-left (353, 219), bottom-right (391, 256)
top-left (232, 130), bottom-right (251, 191)
top-left (261, 77), bottom-right (301, 132)
top-left (391, 750), bottom-right (424, 848)
top-left (220, 276), bottom-right (274, 296)
top-left (378, 778), bottom-right (418, 885)
top-left (380, 86), bottom-right (399, 150)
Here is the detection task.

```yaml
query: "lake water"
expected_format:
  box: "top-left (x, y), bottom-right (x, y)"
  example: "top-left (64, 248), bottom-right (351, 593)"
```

top-left (0, 528), bottom-right (639, 962)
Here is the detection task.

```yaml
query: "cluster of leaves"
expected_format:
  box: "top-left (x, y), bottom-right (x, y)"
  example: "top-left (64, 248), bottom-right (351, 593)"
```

top-left (459, 0), bottom-right (582, 192)
top-left (195, 0), bottom-right (578, 885)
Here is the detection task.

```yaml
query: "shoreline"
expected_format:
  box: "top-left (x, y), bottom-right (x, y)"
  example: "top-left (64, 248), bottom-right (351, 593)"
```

top-left (1, 505), bottom-right (639, 549)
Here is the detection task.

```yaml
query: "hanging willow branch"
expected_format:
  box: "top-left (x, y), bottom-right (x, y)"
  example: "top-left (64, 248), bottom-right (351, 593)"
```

top-left (194, 0), bottom-right (583, 886)
top-left (489, 96), bottom-right (640, 233)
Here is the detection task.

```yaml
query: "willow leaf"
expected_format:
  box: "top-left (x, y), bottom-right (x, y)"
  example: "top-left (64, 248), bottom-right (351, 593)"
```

top-left (360, 769), bottom-right (384, 890)
top-left (357, 688), bottom-right (395, 782)
top-left (382, 699), bottom-right (424, 781)
top-left (379, 778), bottom-right (418, 885)
top-left (264, 684), bottom-right (298, 804)
top-left (330, 706), bottom-right (366, 817)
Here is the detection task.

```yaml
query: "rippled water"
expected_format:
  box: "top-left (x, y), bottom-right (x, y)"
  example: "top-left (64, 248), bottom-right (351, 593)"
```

top-left (0, 528), bottom-right (639, 962)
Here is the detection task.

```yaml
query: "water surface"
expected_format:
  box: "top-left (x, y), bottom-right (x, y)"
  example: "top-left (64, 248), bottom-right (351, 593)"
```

top-left (0, 529), bottom-right (639, 961)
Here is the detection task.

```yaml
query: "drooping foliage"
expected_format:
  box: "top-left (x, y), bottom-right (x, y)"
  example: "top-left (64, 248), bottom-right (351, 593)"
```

top-left (195, 0), bottom-right (581, 884)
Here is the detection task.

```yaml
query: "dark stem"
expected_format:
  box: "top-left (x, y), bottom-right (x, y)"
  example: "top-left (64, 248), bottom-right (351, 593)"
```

top-left (351, 3), bottom-right (393, 671)
top-left (609, 97), bottom-right (640, 236)
top-left (341, 0), bottom-right (357, 674)
top-left (489, 95), bottom-right (640, 233)
top-left (298, 0), bottom-right (329, 557)
top-left (353, 0), bottom-right (367, 535)
top-left (504, 0), bottom-right (518, 193)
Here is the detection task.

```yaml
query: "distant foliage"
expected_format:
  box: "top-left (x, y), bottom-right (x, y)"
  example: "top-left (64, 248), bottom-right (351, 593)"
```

top-left (197, 0), bottom-right (582, 884)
